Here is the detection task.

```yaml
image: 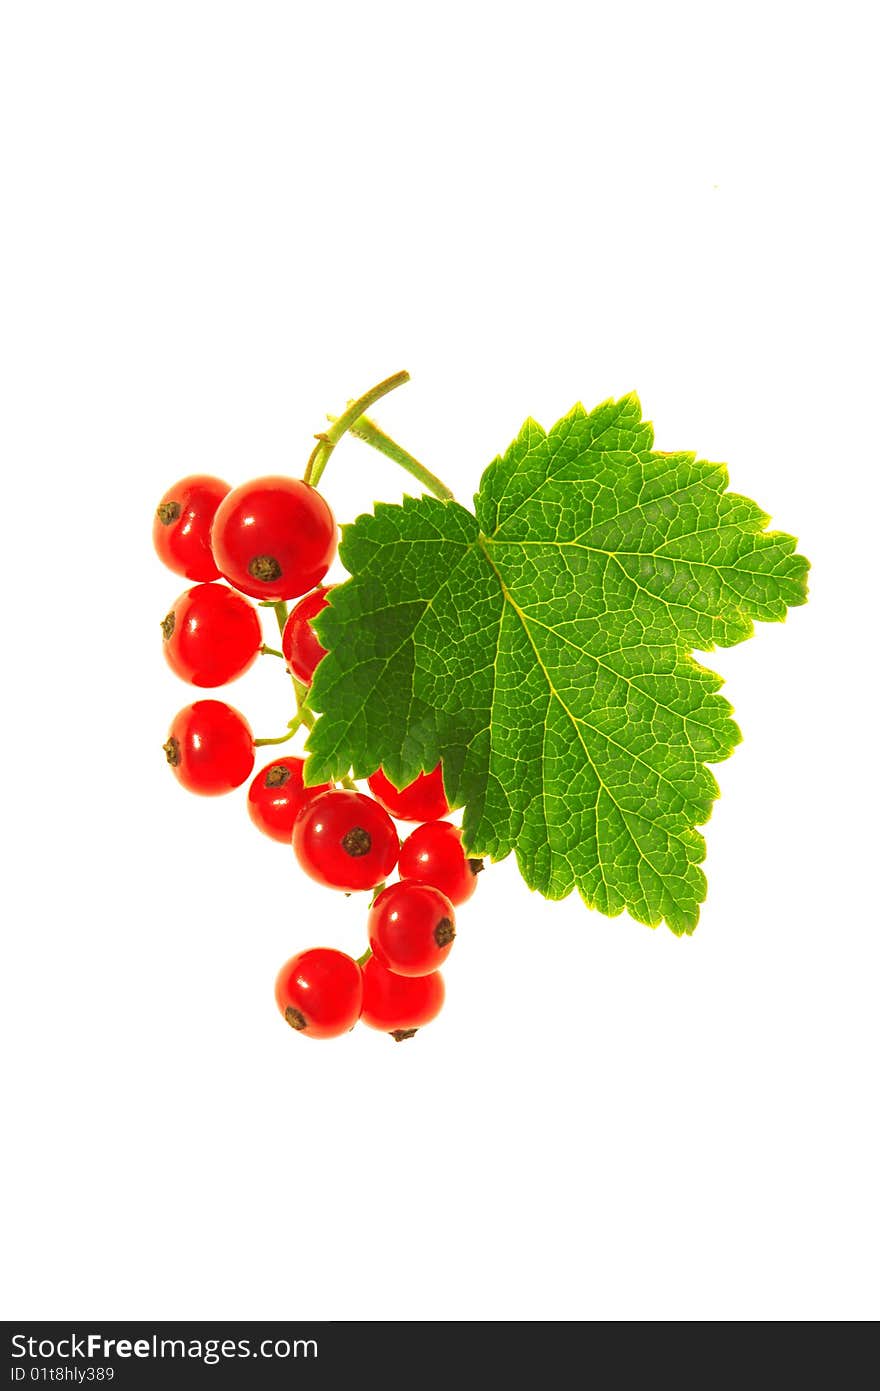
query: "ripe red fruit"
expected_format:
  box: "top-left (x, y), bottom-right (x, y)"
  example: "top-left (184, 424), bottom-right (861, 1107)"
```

top-left (275, 948), bottom-right (363, 1039)
top-left (292, 789), bottom-right (399, 892)
top-left (247, 757), bottom-right (331, 844)
top-left (210, 476), bottom-right (336, 601)
top-left (398, 821), bottom-right (482, 905)
top-left (281, 586), bottom-right (332, 684)
top-left (163, 700), bottom-right (254, 795)
top-left (360, 957), bottom-right (445, 1040)
top-left (368, 880), bottom-right (456, 976)
top-left (366, 763), bottom-right (450, 822)
top-left (161, 583), bottom-right (262, 687)
top-left (152, 475), bottom-right (230, 582)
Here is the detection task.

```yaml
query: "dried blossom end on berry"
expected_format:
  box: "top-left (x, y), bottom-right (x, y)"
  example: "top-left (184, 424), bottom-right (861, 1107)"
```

top-left (342, 827), bottom-right (371, 857)
top-left (265, 764), bottom-right (292, 788)
top-left (434, 917), bottom-right (455, 948)
top-left (249, 555), bottom-right (282, 583)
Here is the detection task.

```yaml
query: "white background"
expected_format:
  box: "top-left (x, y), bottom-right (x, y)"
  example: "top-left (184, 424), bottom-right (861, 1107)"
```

top-left (1, 1), bottom-right (876, 1322)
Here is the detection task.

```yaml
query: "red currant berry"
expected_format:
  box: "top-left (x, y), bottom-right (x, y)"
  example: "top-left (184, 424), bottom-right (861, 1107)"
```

top-left (163, 699), bottom-right (254, 795)
top-left (360, 957), bottom-right (445, 1040)
top-left (292, 790), bottom-right (399, 892)
top-left (275, 948), bottom-right (363, 1039)
top-left (366, 763), bottom-right (450, 822)
top-left (398, 821), bottom-right (482, 906)
top-left (210, 476), bottom-right (336, 601)
top-left (368, 880), bottom-right (456, 976)
top-left (247, 757), bottom-right (331, 844)
top-left (153, 475), bottom-right (230, 582)
top-left (281, 586), bottom-right (332, 684)
top-left (161, 582), bottom-right (262, 687)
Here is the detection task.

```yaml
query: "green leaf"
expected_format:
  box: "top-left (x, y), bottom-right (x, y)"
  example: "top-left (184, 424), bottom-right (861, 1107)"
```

top-left (305, 393), bottom-right (809, 934)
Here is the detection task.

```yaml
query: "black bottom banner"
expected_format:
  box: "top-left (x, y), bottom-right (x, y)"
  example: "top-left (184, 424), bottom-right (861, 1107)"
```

top-left (3, 1321), bottom-right (555, 1385)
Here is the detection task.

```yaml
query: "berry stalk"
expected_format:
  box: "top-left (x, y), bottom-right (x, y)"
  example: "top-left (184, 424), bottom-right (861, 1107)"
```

top-left (329, 412), bottom-right (455, 502)
top-left (254, 715), bottom-right (304, 748)
top-left (304, 370), bottom-right (412, 489)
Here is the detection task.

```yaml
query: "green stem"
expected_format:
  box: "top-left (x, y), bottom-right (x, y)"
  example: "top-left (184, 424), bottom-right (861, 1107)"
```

top-left (260, 598), bottom-right (311, 709)
top-left (356, 948), bottom-right (373, 967)
top-left (261, 644), bottom-right (284, 659)
top-left (304, 371), bottom-right (411, 488)
top-left (254, 715), bottom-right (303, 748)
top-left (334, 413), bottom-right (455, 501)
top-left (292, 678), bottom-right (316, 732)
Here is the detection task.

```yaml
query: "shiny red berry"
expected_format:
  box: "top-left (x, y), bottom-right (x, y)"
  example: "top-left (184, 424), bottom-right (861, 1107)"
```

top-left (292, 790), bottom-right (399, 892)
top-left (247, 757), bottom-right (331, 844)
top-left (281, 586), bottom-right (332, 684)
top-left (210, 476), bottom-right (336, 601)
top-left (397, 821), bottom-right (482, 905)
top-left (368, 880), bottom-right (456, 976)
top-left (153, 475), bottom-right (230, 581)
top-left (161, 583), bottom-right (262, 687)
top-left (163, 699), bottom-right (254, 795)
top-left (366, 763), bottom-right (450, 822)
top-left (275, 948), bottom-right (363, 1039)
top-left (360, 957), bottom-right (445, 1040)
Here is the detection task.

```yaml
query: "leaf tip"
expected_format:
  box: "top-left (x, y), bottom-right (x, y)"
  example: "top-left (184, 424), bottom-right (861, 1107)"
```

top-left (666, 915), bottom-right (699, 937)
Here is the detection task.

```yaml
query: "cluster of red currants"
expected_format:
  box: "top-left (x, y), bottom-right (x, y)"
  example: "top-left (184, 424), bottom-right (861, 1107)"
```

top-left (154, 472), bottom-right (481, 1043)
